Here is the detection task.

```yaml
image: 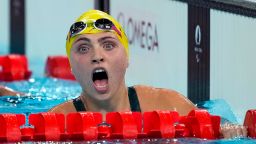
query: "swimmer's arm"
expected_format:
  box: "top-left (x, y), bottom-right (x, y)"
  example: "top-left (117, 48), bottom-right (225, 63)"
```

top-left (0, 85), bottom-right (24, 96)
top-left (165, 89), bottom-right (247, 138)
top-left (167, 92), bottom-right (197, 116)
top-left (172, 95), bottom-right (248, 138)
top-left (175, 97), bottom-right (247, 139)
top-left (135, 85), bottom-right (197, 115)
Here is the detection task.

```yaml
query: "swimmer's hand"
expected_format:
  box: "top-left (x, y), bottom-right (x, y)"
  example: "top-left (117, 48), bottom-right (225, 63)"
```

top-left (220, 123), bottom-right (247, 139)
top-left (0, 85), bottom-right (23, 96)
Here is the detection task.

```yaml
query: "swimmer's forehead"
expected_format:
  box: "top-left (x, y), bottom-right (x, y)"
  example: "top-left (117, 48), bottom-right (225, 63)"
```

top-left (72, 32), bottom-right (120, 45)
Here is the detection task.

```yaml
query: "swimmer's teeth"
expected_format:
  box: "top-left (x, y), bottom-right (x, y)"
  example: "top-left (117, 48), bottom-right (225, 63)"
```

top-left (94, 69), bottom-right (105, 73)
top-left (95, 85), bottom-right (107, 88)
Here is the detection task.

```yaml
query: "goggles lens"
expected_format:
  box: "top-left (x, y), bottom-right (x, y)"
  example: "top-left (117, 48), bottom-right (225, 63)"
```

top-left (94, 18), bottom-right (113, 30)
top-left (70, 22), bottom-right (86, 37)
top-left (69, 18), bottom-right (114, 38)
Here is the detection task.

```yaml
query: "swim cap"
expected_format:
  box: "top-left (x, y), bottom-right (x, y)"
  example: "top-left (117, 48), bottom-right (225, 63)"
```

top-left (66, 10), bottom-right (129, 59)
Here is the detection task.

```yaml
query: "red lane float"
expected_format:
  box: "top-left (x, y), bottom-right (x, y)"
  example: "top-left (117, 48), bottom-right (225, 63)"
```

top-left (98, 121), bottom-right (112, 139)
top-left (143, 111), bottom-right (178, 138)
top-left (244, 109), bottom-right (256, 138)
top-left (67, 112), bottom-right (102, 140)
top-left (5, 109), bottom-right (256, 142)
top-left (180, 109), bottom-right (221, 139)
top-left (0, 114), bottom-right (25, 142)
top-left (29, 113), bottom-right (65, 141)
top-left (20, 127), bottom-right (34, 141)
top-left (106, 112), bottom-right (142, 139)
top-left (45, 56), bottom-right (75, 80)
top-left (0, 54), bottom-right (32, 81)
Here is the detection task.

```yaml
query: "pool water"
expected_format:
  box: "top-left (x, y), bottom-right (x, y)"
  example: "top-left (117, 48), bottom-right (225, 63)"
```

top-left (1, 77), bottom-right (256, 143)
top-left (0, 77), bottom-right (81, 114)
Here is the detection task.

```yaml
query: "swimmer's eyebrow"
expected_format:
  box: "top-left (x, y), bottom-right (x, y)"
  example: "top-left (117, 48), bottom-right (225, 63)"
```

top-left (74, 37), bottom-right (91, 43)
top-left (98, 36), bottom-right (117, 43)
top-left (74, 36), bottom-right (117, 44)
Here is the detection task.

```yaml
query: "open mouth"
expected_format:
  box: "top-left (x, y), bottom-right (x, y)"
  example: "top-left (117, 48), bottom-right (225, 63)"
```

top-left (92, 68), bottom-right (109, 93)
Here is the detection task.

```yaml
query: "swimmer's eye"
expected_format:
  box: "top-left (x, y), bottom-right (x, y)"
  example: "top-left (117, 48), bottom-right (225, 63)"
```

top-left (103, 42), bottom-right (116, 50)
top-left (77, 46), bottom-right (90, 54)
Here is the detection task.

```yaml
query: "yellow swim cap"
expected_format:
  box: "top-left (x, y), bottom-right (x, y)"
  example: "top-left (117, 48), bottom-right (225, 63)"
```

top-left (66, 10), bottom-right (129, 59)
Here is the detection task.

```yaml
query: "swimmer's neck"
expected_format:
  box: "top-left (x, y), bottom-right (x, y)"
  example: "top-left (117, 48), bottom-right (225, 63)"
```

top-left (80, 82), bottom-right (130, 118)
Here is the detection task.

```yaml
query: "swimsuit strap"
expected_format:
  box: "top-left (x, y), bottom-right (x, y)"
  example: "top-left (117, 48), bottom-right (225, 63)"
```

top-left (72, 97), bottom-right (86, 111)
top-left (128, 86), bottom-right (141, 112)
top-left (73, 86), bottom-right (141, 112)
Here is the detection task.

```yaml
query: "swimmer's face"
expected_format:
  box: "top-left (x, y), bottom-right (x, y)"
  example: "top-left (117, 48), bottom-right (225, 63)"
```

top-left (70, 32), bottom-right (129, 101)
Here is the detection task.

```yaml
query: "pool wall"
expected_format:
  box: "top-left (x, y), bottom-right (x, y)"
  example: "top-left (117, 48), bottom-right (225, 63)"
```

top-left (110, 0), bottom-right (256, 123)
top-left (26, 0), bottom-right (93, 77)
top-left (0, 0), bottom-right (9, 55)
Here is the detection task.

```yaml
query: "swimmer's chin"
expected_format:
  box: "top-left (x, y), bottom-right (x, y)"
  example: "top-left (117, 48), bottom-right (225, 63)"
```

top-left (89, 88), bottom-right (111, 101)
top-left (93, 93), bottom-right (112, 101)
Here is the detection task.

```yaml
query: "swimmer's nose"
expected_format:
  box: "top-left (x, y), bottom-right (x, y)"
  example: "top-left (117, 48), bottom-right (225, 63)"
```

top-left (92, 57), bottom-right (104, 64)
top-left (91, 48), bottom-right (105, 64)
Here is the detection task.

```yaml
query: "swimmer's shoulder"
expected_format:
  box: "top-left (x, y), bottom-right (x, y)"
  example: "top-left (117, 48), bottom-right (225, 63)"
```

top-left (48, 99), bottom-right (77, 115)
top-left (133, 85), bottom-right (186, 101)
top-left (133, 85), bottom-right (196, 115)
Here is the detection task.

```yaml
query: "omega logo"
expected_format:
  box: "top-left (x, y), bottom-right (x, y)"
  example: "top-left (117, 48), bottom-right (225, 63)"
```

top-left (117, 12), bottom-right (159, 52)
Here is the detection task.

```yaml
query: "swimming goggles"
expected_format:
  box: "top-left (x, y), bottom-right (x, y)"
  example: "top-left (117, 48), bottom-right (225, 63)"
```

top-left (69, 18), bottom-right (121, 38)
